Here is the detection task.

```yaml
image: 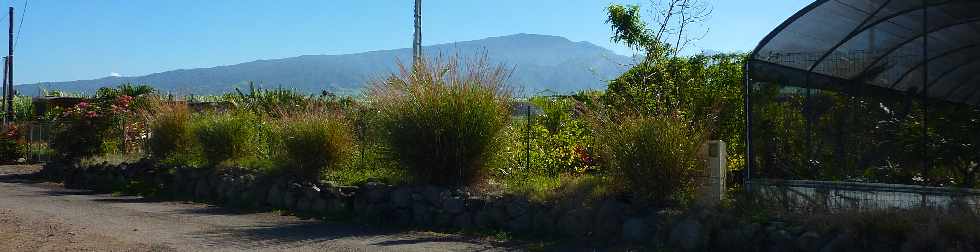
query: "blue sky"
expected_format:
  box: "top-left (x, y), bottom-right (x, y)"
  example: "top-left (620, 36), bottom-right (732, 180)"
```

top-left (11, 0), bottom-right (812, 84)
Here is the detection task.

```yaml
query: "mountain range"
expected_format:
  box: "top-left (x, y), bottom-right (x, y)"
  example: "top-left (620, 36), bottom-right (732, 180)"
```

top-left (16, 34), bottom-right (634, 96)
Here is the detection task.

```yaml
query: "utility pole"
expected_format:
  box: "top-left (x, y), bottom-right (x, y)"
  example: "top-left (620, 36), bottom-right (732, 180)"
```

top-left (4, 7), bottom-right (13, 123)
top-left (412, 0), bottom-right (422, 67)
top-left (1, 56), bottom-right (6, 125)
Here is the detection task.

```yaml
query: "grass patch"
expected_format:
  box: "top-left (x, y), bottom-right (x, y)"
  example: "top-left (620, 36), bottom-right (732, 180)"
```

top-left (191, 112), bottom-right (266, 166)
top-left (148, 101), bottom-right (195, 161)
top-left (273, 113), bottom-right (353, 181)
top-left (325, 145), bottom-right (409, 185)
top-left (593, 114), bottom-right (707, 205)
top-left (79, 153), bottom-right (143, 167)
top-left (498, 173), bottom-right (613, 204)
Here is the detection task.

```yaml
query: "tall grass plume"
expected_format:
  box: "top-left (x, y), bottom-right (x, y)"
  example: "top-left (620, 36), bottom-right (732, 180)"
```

top-left (369, 55), bottom-right (512, 186)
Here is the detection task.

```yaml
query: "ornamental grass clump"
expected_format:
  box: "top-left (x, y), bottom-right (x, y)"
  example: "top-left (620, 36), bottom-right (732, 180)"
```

top-left (594, 114), bottom-right (707, 205)
top-left (369, 56), bottom-right (512, 186)
top-left (148, 102), bottom-right (194, 161)
top-left (275, 114), bottom-right (354, 181)
top-left (191, 112), bottom-right (263, 166)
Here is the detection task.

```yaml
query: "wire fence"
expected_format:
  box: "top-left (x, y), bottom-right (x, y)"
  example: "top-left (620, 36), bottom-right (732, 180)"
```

top-left (15, 117), bottom-right (150, 163)
top-left (21, 121), bottom-right (53, 163)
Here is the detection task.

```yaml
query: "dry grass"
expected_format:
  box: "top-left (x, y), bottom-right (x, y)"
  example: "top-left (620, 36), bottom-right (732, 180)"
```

top-left (368, 55), bottom-right (512, 186)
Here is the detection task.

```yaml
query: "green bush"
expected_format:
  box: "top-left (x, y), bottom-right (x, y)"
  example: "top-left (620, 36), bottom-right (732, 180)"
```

top-left (148, 103), bottom-right (194, 161)
top-left (49, 84), bottom-right (153, 160)
top-left (0, 125), bottom-right (26, 163)
top-left (369, 57), bottom-right (512, 186)
top-left (276, 114), bottom-right (354, 181)
top-left (799, 208), bottom-right (980, 251)
top-left (525, 97), bottom-right (596, 176)
top-left (225, 82), bottom-right (356, 118)
top-left (595, 114), bottom-right (706, 205)
top-left (192, 112), bottom-right (262, 166)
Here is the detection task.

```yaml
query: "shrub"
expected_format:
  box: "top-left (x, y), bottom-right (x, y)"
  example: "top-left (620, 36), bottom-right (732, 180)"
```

top-left (51, 95), bottom-right (135, 159)
top-left (799, 208), bottom-right (980, 251)
top-left (275, 114), bottom-right (354, 181)
top-left (0, 125), bottom-right (25, 163)
top-left (192, 112), bottom-right (262, 166)
top-left (507, 96), bottom-right (597, 177)
top-left (148, 102), bottom-right (194, 161)
top-left (225, 82), bottom-right (355, 118)
top-left (369, 56), bottom-right (512, 186)
top-left (594, 114), bottom-right (706, 205)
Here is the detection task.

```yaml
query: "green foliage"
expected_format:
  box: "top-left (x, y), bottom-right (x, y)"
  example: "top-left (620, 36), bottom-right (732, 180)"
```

top-left (370, 56), bottom-right (512, 186)
top-left (606, 4), bottom-right (660, 53)
top-left (12, 96), bottom-right (34, 121)
top-left (594, 114), bottom-right (706, 205)
top-left (225, 82), bottom-right (355, 118)
top-left (191, 112), bottom-right (263, 166)
top-left (50, 85), bottom-right (147, 160)
top-left (604, 3), bottom-right (746, 177)
top-left (274, 114), bottom-right (354, 181)
top-left (0, 125), bottom-right (26, 163)
top-left (496, 96), bottom-right (597, 183)
top-left (502, 174), bottom-right (613, 204)
top-left (750, 81), bottom-right (980, 187)
top-left (603, 49), bottom-right (746, 175)
top-left (148, 103), bottom-right (195, 161)
top-left (799, 208), bottom-right (980, 251)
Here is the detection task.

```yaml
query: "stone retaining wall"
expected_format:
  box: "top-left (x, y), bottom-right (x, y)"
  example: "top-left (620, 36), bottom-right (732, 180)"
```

top-left (45, 160), bottom-right (977, 252)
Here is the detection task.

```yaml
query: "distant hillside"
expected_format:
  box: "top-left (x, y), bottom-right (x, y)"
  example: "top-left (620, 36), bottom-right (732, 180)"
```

top-left (17, 34), bottom-right (633, 96)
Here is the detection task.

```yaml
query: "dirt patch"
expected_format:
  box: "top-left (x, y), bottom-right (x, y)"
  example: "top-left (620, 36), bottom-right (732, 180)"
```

top-left (0, 164), bottom-right (42, 176)
top-left (0, 208), bottom-right (171, 252)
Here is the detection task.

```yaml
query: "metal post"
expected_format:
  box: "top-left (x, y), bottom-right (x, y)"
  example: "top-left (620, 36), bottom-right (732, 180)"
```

top-left (743, 61), bottom-right (752, 191)
top-left (525, 102), bottom-right (531, 172)
top-left (921, 0), bottom-right (930, 186)
top-left (1, 56), bottom-right (6, 125)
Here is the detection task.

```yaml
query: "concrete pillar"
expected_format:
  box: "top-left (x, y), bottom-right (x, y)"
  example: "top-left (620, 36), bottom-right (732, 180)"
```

top-left (700, 140), bottom-right (727, 206)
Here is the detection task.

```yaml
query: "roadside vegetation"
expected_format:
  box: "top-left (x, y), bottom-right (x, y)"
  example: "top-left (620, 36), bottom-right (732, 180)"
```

top-left (0, 2), bottom-right (976, 250)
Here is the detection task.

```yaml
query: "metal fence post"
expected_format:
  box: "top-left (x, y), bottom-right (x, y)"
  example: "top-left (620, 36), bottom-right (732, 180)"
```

top-left (525, 100), bottom-right (531, 173)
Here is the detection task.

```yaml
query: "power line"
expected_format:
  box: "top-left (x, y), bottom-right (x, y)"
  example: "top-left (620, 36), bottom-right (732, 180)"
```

top-left (13, 0), bottom-right (26, 50)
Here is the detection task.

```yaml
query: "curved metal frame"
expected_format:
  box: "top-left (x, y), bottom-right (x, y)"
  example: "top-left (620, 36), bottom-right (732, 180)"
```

top-left (755, 0), bottom-right (979, 82)
top-left (858, 18), bottom-right (980, 78)
top-left (889, 43), bottom-right (980, 89)
top-left (745, 0), bottom-right (980, 186)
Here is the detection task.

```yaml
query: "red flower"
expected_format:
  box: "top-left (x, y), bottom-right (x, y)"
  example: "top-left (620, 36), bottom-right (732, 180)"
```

top-left (574, 146), bottom-right (594, 165)
top-left (116, 95), bottom-right (133, 108)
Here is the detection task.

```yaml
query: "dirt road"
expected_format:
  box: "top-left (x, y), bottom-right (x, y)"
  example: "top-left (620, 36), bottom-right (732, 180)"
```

top-left (0, 165), bottom-right (513, 252)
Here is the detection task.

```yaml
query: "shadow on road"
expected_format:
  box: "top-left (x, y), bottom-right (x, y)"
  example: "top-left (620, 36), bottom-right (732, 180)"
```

top-left (168, 205), bottom-right (264, 216)
top-left (186, 220), bottom-right (520, 251)
top-left (188, 222), bottom-right (396, 248)
top-left (92, 197), bottom-right (168, 204)
top-left (0, 173), bottom-right (45, 184)
top-left (43, 189), bottom-right (103, 196)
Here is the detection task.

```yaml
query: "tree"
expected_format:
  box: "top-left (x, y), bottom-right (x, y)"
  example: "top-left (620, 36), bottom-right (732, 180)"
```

top-left (606, 0), bottom-right (711, 59)
top-left (602, 2), bottom-right (747, 173)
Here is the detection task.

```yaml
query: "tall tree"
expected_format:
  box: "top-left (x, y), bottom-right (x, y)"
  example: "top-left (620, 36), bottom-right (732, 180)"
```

top-left (413, 0), bottom-right (422, 66)
top-left (607, 0), bottom-right (711, 59)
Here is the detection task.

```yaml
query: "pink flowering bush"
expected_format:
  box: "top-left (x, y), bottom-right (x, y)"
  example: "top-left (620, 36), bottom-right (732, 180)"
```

top-left (0, 124), bottom-right (26, 163)
top-left (51, 87), bottom-right (150, 159)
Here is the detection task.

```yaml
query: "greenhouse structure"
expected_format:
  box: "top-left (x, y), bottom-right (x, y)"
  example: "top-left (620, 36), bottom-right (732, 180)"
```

top-left (745, 0), bottom-right (980, 188)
